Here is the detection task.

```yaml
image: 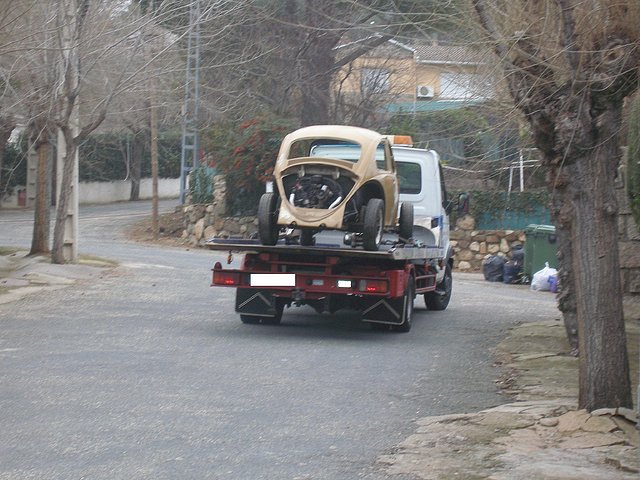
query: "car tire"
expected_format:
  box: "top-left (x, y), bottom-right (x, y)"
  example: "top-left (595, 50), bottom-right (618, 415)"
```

top-left (258, 192), bottom-right (280, 246)
top-left (363, 198), bottom-right (384, 251)
top-left (425, 263), bottom-right (452, 310)
top-left (398, 202), bottom-right (414, 241)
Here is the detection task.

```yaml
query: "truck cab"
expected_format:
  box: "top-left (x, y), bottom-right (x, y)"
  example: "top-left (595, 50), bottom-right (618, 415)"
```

top-left (393, 145), bottom-right (451, 254)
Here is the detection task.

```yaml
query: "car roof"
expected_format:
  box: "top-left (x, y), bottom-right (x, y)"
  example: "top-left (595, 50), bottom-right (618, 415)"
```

top-left (282, 125), bottom-right (384, 146)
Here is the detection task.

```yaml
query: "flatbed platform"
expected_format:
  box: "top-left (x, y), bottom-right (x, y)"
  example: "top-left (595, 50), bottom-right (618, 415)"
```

top-left (205, 238), bottom-right (445, 261)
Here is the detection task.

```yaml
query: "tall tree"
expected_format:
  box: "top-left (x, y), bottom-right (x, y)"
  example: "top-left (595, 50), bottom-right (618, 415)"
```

top-left (194, 0), bottom-right (456, 126)
top-left (471, 0), bottom-right (636, 410)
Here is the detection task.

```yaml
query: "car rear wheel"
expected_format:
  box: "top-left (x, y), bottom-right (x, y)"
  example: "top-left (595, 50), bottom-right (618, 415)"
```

top-left (258, 192), bottom-right (280, 245)
top-left (363, 198), bottom-right (384, 251)
top-left (398, 202), bottom-right (414, 241)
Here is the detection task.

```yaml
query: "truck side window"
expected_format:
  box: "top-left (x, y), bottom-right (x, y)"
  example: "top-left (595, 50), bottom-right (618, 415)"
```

top-left (397, 163), bottom-right (421, 194)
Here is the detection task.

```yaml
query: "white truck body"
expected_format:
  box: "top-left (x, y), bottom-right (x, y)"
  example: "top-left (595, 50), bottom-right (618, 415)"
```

top-left (394, 146), bottom-right (451, 283)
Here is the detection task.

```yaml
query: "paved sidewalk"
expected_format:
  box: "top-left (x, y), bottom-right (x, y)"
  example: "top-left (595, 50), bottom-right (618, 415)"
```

top-left (379, 318), bottom-right (639, 479)
top-left (0, 249), bottom-right (114, 305)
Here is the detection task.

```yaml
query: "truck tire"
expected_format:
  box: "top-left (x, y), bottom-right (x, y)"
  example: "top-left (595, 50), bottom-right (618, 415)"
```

top-left (258, 192), bottom-right (280, 245)
top-left (363, 198), bottom-right (384, 251)
top-left (393, 275), bottom-right (415, 332)
top-left (425, 263), bottom-right (452, 311)
top-left (398, 202), bottom-right (414, 241)
top-left (240, 299), bottom-right (284, 325)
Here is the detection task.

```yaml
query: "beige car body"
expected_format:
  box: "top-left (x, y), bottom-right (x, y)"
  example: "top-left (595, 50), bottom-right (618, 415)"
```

top-left (273, 125), bottom-right (399, 230)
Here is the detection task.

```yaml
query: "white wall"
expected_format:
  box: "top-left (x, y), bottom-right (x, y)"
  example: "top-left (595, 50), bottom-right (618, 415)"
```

top-left (78, 178), bottom-right (180, 204)
top-left (1, 178), bottom-right (180, 208)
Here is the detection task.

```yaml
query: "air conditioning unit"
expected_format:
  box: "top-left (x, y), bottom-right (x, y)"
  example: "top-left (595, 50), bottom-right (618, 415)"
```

top-left (416, 85), bottom-right (435, 99)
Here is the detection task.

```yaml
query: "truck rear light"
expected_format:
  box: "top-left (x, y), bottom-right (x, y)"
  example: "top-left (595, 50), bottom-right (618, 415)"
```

top-left (359, 279), bottom-right (388, 293)
top-left (214, 271), bottom-right (241, 286)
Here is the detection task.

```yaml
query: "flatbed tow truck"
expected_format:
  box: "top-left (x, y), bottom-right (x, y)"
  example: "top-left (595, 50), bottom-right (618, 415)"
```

top-left (207, 132), bottom-right (454, 332)
top-left (207, 236), bottom-right (449, 332)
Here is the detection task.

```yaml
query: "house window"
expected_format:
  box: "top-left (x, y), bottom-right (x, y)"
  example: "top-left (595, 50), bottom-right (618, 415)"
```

top-left (361, 68), bottom-right (390, 94)
top-left (440, 72), bottom-right (481, 99)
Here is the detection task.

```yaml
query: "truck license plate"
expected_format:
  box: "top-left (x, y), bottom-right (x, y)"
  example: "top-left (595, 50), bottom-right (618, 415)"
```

top-left (250, 273), bottom-right (296, 287)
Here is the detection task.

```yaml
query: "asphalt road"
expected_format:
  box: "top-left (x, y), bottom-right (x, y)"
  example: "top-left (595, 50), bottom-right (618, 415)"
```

top-left (0, 201), bottom-right (558, 479)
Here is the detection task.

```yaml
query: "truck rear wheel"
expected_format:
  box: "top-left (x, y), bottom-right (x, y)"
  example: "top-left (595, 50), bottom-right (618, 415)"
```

top-left (425, 264), bottom-right (452, 310)
top-left (240, 299), bottom-right (284, 325)
top-left (393, 275), bottom-right (415, 332)
top-left (258, 192), bottom-right (280, 245)
top-left (363, 198), bottom-right (384, 251)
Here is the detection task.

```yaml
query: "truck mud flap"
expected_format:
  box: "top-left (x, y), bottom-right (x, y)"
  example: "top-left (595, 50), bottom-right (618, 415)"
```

top-left (361, 296), bottom-right (405, 325)
top-left (236, 288), bottom-right (279, 318)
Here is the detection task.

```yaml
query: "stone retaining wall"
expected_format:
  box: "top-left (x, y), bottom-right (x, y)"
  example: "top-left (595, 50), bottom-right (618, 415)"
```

top-left (450, 215), bottom-right (525, 272)
top-left (182, 175), bottom-right (259, 246)
top-left (181, 201), bottom-right (522, 271)
top-left (182, 204), bottom-right (258, 246)
top-left (616, 157), bottom-right (640, 294)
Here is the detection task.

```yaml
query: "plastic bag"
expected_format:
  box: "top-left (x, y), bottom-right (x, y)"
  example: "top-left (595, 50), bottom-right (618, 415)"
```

top-left (483, 255), bottom-right (505, 282)
top-left (503, 260), bottom-right (521, 284)
top-left (531, 262), bottom-right (558, 291)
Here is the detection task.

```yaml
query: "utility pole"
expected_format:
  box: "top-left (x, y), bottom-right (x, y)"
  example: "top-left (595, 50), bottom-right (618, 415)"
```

top-left (145, 1), bottom-right (160, 240)
top-left (179, 0), bottom-right (201, 204)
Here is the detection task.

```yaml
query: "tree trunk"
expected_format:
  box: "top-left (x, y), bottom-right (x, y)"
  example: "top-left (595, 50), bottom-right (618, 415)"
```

top-left (29, 140), bottom-right (51, 255)
top-left (570, 139), bottom-right (632, 410)
top-left (129, 130), bottom-right (145, 201)
top-left (52, 130), bottom-right (77, 264)
top-left (299, 33), bottom-right (341, 126)
top-left (547, 165), bottom-right (579, 353)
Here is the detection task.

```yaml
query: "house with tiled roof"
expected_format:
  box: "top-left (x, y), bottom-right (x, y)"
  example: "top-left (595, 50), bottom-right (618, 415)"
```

top-left (334, 36), bottom-right (492, 114)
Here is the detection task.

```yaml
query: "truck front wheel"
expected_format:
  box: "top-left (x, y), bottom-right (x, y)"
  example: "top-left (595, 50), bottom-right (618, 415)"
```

top-left (425, 264), bottom-right (452, 310)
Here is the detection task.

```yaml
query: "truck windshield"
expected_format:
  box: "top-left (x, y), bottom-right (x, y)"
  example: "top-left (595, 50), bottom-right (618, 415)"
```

top-left (309, 143), bottom-right (386, 168)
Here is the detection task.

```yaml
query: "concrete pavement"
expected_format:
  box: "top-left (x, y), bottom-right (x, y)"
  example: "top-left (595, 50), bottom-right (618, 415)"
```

top-left (0, 249), bottom-right (638, 479)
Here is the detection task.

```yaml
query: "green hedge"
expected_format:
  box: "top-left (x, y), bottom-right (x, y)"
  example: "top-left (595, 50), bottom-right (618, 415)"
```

top-left (79, 131), bottom-right (181, 182)
top-left (0, 140), bottom-right (27, 197)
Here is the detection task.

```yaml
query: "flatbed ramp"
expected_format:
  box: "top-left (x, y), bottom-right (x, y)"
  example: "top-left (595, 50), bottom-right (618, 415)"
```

top-left (205, 238), bottom-right (445, 261)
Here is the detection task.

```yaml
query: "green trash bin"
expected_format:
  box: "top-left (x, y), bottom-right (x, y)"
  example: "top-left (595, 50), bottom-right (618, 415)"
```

top-left (524, 224), bottom-right (558, 278)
